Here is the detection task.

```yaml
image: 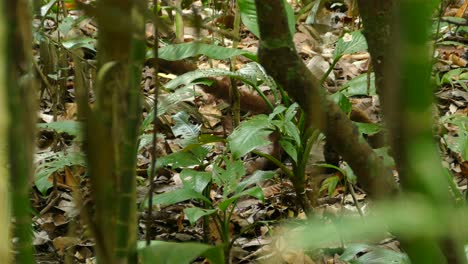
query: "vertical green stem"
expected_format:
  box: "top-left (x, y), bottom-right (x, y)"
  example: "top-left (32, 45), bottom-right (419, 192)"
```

top-left (230, 1), bottom-right (242, 127)
top-left (4, 0), bottom-right (35, 263)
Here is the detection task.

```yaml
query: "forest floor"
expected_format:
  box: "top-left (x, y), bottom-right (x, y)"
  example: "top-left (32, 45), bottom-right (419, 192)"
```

top-left (32, 1), bottom-right (467, 263)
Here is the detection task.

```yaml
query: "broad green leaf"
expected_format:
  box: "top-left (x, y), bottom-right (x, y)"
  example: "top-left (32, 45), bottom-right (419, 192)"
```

top-left (138, 241), bottom-right (223, 264)
top-left (213, 159), bottom-right (245, 196)
top-left (236, 170), bottom-right (276, 193)
top-left (165, 68), bottom-right (253, 90)
top-left (341, 73), bottom-right (376, 96)
top-left (155, 151), bottom-right (202, 169)
top-left (35, 152), bottom-right (86, 195)
top-left (354, 122), bottom-right (382, 136)
top-left (334, 31), bottom-right (368, 59)
top-left (320, 176), bottom-right (340, 196)
top-left (355, 247), bottom-right (410, 264)
top-left (41, 0), bottom-right (58, 17)
top-left (218, 186), bottom-right (264, 211)
top-left (238, 0), bottom-right (295, 38)
top-left (314, 163), bottom-right (345, 175)
top-left (269, 105), bottom-right (287, 120)
top-left (180, 169), bottom-right (211, 193)
top-left (283, 120), bottom-right (301, 146)
top-left (329, 92), bottom-right (352, 114)
top-left (141, 87), bottom-right (196, 132)
top-left (440, 68), bottom-right (467, 88)
top-left (197, 134), bottom-right (226, 145)
top-left (58, 17), bottom-right (75, 35)
top-left (149, 188), bottom-right (211, 207)
top-left (37, 121), bottom-right (82, 140)
top-left (341, 244), bottom-right (410, 264)
top-left (279, 139), bottom-right (298, 163)
top-left (284, 103), bottom-right (299, 122)
top-left (172, 111), bottom-right (201, 146)
top-left (153, 42), bottom-right (257, 61)
top-left (62, 37), bottom-right (96, 52)
top-left (228, 115), bottom-right (274, 159)
top-left (444, 132), bottom-right (468, 160)
top-left (184, 207), bottom-right (217, 225)
top-left (237, 62), bottom-right (278, 94)
top-left (238, 0), bottom-right (260, 37)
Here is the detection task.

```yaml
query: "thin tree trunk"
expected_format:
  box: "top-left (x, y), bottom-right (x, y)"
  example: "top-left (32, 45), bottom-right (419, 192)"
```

top-left (4, 0), bottom-right (36, 263)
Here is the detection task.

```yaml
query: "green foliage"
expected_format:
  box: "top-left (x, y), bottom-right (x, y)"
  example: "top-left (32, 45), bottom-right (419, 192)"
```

top-left (340, 73), bottom-right (377, 96)
top-left (35, 151), bottom-right (86, 194)
top-left (137, 240), bottom-right (224, 264)
top-left (329, 92), bottom-right (352, 114)
top-left (227, 115), bottom-right (274, 159)
top-left (152, 42), bottom-right (257, 61)
top-left (440, 114), bottom-right (468, 160)
top-left (238, 0), bottom-right (295, 38)
top-left (37, 121), bottom-right (82, 141)
top-left (333, 31), bottom-right (368, 60)
top-left (40, 0), bottom-right (58, 17)
top-left (172, 111), bottom-right (201, 146)
top-left (61, 37), bottom-right (96, 52)
top-left (340, 243), bottom-right (410, 264)
top-left (278, 196), bottom-right (468, 254)
top-left (436, 68), bottom-right (468, 91)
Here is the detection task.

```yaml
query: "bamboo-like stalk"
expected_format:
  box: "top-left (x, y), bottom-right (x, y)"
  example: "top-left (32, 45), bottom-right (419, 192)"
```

top-left (84, 0), bottom-right (144, 262)
top-left (115, 1), bottom-right (145, 262)
top-left (4, 0), bottom-right (35, 263)
top-left (0, 1), bottom-right (11, 261)
top-left (230, 1), bottom-right (242, 127)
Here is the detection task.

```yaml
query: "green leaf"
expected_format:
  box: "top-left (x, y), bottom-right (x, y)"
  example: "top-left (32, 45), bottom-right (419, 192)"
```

top-left (279, 139), bottom-right (298, 163)
top-left (165, 68), bottom-right (251, 90)
top-left (228, 115), bottom-right (274, 159)
top-left (58, 17), bottom-right (75, 35)
top-left (180, 169), bottom-right (211, 193)
top-left (236, 170), bottom-right (276, 193)
top-left (149, 188), bottom-right (211, 207)
top-left (154, 42), bottom-right (257, 61)
top-left (41, 0), bottom-right (58, 17)
top-left (320, 176), bottom-right (340, 196)
top-left (341, 244), bottom-right (410, 264)
top-left (354, 122), bottom-right (382, 136)
top-left (172, 111), bottom-right (200, 146)
top-left (213, 159), bottom-right (245, 196)
top-left (62, 37), bottom-right (96, 52)
top-left (218, 186), bottom-right (264, 211)
top-left (155, 151), bottom-right (202, 170)
top-left (237, 62), bottom-right (278, 92)
top-left (35, 152), bottom-right (86, 195)
top-left (283, 120), bottom-right (301, 146)
top-left (37, 121), bottom-right (82, 140)
top-left (284, 103), bottom-right (299, 122)
top-left (238, 0), bottom-right (295, 38)
top-left (238, 0), bottom-right (260, 37)
top-left (334, 31), bottom-right (368, 59)
top-left (184, 207), bottom-right (217, 226)
top-left (330, 93), bottom-right (352, 114)
top-left (269, 105), bottom-right (287, 120)
top-left (138, 241), bottom-right (224, 264)
top-left (341, 73), bottom-right (376, 96)
top-left (141, 87), bottom-right (196, 132)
